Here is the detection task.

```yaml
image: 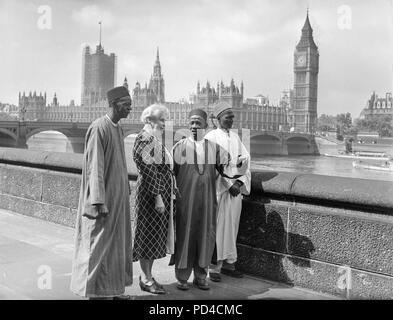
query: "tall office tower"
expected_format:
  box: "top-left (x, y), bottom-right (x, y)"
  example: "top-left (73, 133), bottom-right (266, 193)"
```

top-left (293, 11), bottom-right (319, 133)
top-left (81, 23), bottom-right (117, 106)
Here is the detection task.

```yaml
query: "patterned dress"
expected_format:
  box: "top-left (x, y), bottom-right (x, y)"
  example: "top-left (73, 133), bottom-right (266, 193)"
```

top-left (132, 130), bottom-right (174, 261)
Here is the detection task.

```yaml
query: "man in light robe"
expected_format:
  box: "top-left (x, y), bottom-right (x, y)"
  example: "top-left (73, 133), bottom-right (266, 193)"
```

top-left (205, 101), bottom-right (251, 282)
top-left (171, 109), bottom-right (229, 291)
top-left (70, 86), bottom-right (133, 299)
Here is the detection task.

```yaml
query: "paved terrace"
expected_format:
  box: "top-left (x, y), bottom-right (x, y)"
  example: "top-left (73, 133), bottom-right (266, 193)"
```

top-left (1, 148), bottom-right (393, 299)
top-left (0, 208), bottom-right (336, 300)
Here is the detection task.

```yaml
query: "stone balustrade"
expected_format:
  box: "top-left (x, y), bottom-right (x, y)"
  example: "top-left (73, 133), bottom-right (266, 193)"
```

top-left (0, 147), bottom-right (392, 299)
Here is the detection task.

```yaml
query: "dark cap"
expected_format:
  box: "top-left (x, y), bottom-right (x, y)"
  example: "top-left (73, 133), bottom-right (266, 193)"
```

top-left (189, 108), bottom-right (207, 121)
top-left (107, 86), bottom-right (130, 104)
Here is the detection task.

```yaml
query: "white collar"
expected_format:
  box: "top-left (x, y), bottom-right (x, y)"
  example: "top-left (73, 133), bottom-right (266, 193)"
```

top-left (105, 114), bottom-right (119, 127)
top-left (218, 127), bottom-right (230, 135)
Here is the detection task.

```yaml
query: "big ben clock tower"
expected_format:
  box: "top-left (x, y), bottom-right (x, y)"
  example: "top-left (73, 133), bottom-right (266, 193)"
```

top-left (293, 11), bottom-right (319, 133)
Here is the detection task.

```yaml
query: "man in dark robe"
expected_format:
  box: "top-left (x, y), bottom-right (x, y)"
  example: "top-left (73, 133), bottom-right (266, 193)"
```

top-left (70, 86), bottom-right (133, 300)
top-left (172, 109), bottom-right (229, 291)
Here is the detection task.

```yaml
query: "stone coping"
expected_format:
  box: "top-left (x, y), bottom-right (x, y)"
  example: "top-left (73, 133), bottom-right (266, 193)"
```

top-left (250, 171), bottom-right (393, 213)
top-left (0, 147), bottom-right (392, 212)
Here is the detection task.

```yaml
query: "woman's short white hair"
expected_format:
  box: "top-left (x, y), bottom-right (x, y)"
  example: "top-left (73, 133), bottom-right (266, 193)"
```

top-left (140, 103), bottom-right (169, 124)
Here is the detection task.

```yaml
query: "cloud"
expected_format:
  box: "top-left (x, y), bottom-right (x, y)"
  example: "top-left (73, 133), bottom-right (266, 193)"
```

top-left (1, 0), bottom-right (392, 115)
top-left (71, 5), bottom-right (116, 28)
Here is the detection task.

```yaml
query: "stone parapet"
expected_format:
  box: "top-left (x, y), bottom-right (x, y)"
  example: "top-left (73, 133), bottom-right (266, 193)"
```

top-left (0, 147), bottom-right (392, 299)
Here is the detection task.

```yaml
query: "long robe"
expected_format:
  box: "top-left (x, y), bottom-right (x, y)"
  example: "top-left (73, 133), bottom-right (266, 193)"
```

top-left (205, 128), bottom-right (251, 263)
top-left (70, 116), bottom-right (133, 298)
top-left (172, 137), bottom-right (228, 269)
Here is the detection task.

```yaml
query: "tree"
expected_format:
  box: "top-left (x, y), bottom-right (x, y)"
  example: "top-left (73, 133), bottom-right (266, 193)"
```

top-left (354, 116), bottom-right (393, 137)
top-left (336, 113), bottom-right (352, 133)
top-left (377, 116), bottom-right (393, 137)
top-left (317, 114), bottom-right (336, 132)
top-left (336, 112), bottom-right (353, 139)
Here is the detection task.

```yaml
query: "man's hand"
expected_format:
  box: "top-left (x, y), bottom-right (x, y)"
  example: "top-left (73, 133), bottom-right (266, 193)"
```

top-left (94, 204), bottom-right (109, 218)
top-left (236, 155), bottom-right (247, 168)
top-left (155, 194), bottom-right (165, 214)
top-left (228, 180), bottom-right (243, 197)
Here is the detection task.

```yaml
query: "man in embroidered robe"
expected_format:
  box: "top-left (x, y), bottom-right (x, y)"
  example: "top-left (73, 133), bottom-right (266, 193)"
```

top-left (70, 86), bottom-right (133, 299)
top-left (172, 109), bottom-right (229, 291)
top-left (205, 101), bottom-right (251, 282)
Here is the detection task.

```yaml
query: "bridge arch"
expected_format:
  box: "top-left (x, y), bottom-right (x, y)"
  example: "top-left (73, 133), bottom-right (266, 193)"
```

top-left (250, 134), bottom-right (283, 155)
top-left (286, 136), bottom-right (311, 155)
top-left (26, 129), bottom-right (72, 152)
top-left (0, 128), bottom-right (18, 148)
top-left (0, 128), bottom-right (17, 141)
top-left (26, 127), bottom-right (72, 141)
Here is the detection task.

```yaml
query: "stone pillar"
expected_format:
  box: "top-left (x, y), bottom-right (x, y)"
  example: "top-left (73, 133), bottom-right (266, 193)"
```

top-left (309, 135), bottom-right (320, 155)
top-left (280, 133), bottom-right (288, 155)
top-left (16, 122), bottom-right (28, 149)
top-left (68, 137), bottom-right (85, 153)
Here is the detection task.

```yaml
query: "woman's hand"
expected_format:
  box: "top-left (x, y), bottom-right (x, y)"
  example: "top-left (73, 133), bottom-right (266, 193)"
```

top-left (155, 194), bottom-right (165, 214)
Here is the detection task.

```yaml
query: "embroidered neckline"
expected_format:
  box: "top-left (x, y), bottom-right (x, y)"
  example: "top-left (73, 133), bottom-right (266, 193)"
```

top-left (105, 114), bottom-right (119, 127)
top-left (192, 139), bottom-right (208, 175)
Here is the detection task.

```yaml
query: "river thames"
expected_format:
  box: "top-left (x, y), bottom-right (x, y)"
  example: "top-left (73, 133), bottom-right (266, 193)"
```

top-left (26, 131), bottom-right (393, 182)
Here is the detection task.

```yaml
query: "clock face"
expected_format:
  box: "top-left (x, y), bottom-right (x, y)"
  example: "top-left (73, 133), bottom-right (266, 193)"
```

top-left (296, 55), bottom-right (306, 67)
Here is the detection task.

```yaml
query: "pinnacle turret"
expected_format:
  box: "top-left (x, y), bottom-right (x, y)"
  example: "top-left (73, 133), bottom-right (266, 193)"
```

top-left (296, 11), bottom-right (318, 50)
top-left (123, 76), bottom-right (129, 90)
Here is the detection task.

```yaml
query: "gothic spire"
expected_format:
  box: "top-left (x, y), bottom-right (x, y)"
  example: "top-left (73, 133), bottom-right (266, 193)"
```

top-left (123, 76), bottom-right (128, 90)
top-left (302, 9), bottom-right (312, 32)
top-left (154, 47), bottom-right (161, 68)
top-left (296, 11), bottom-right (318, 50)
top-left (153, 46), bottom-right (161, 76)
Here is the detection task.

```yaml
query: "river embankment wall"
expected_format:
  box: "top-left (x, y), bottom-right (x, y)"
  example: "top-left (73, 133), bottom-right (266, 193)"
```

top-left (0, 147), bottom-right (392, 299)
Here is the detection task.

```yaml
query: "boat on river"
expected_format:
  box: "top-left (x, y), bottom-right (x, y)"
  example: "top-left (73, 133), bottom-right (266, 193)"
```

top-left (352, 160), bottom-right (393, 172)
top-left (323, 150), bottom-right (391, 161)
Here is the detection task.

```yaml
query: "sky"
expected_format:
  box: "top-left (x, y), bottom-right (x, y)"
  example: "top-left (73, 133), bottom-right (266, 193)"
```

top-left (0, 0), bottom-right (393, 117)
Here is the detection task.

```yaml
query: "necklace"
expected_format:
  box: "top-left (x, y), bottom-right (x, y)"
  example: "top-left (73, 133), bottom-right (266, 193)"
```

top-left (193, 139), bottom-right (208, 175)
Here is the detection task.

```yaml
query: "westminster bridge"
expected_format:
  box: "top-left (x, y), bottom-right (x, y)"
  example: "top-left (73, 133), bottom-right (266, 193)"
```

top-left (0, 120), bottom-right (319, 155)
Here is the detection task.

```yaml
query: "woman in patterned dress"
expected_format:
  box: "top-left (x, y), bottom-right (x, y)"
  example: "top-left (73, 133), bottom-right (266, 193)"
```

top-left (132, 103), bottom-right (175, 294)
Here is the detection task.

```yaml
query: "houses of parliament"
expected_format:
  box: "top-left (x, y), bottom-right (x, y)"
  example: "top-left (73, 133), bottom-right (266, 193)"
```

top-left (14, 12), bottom-right (319, 134)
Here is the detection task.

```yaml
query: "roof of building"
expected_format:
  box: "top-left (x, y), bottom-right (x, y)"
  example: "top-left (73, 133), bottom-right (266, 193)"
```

top-left (296, 12), bottom-right (318, 50)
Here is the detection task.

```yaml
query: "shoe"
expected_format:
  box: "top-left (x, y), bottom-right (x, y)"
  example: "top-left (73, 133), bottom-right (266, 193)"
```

top-left (113, 295), bottom-right (132, 300)
top-left (139, 276), bottom-right (166, 294)
top-left (152, 277), bottom-right (164, 289)
top-left (209, 272), bottom-right (222, 282)
top-left (221, 268), bottom-right (244, 278)
top-left (193, 278), bottom-right (210, 290)
top-left (176, 281), bottom-right (190, 291)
